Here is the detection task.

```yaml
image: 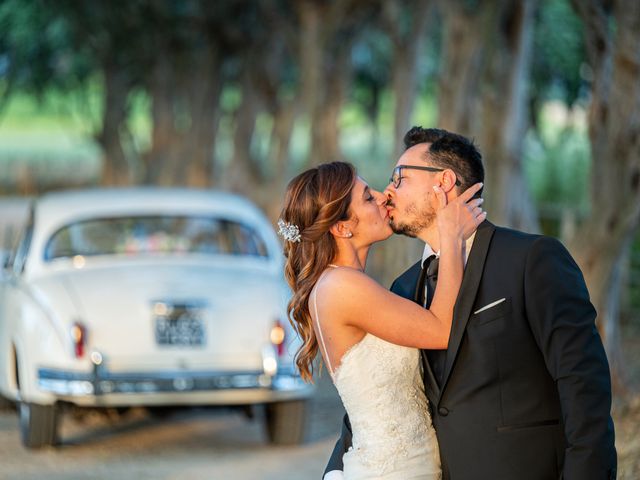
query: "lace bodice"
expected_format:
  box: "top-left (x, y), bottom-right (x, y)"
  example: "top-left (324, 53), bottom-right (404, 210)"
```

top-left (334, 334), bottom-right (440, 479)
top-left (312, 268), bottom-right (441, 479)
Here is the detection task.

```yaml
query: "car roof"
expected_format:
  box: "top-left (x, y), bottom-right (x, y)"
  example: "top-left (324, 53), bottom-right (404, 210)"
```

top-left (34, 187), bottom-right (267, 226)
top-left (24, 188), bottom-right (282, 275)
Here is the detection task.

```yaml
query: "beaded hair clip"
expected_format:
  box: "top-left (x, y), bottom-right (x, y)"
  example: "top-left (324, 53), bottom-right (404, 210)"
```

top-left (277, 219), bottom-right (301, 243)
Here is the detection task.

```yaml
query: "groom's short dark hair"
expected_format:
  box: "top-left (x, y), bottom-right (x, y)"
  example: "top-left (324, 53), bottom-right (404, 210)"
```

top-left (403, 126), bottom-right (485, 194)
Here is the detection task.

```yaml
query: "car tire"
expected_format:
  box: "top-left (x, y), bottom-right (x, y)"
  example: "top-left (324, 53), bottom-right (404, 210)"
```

top-left (19, 401), bottom-right (59, 448)
top-left (0, 394), bottom-right (15, 411)
top-left (147, 406), bottom-right (178, 419)
top-left (264, 399), bottom-right (307, 445)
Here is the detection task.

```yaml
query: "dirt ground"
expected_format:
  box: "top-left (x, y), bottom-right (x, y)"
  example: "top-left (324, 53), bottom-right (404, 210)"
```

top-left (0, 329), bottom-right (638, 479)
top-left (0, 372), bottom-right (345, 480)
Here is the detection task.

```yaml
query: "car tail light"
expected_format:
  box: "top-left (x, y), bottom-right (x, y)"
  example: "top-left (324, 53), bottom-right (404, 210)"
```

top-left (70, 322), bottom-right (87, 358)
top-left (270, 319), bottom-right (286, 356)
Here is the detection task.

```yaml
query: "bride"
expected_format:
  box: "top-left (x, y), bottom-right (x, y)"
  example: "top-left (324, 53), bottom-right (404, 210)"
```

top-left (279, 161), bottom-right (484, 479)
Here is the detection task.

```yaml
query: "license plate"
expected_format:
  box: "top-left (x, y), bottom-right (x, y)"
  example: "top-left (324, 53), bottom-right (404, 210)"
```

top-left (154, 302), bottom-right (206, 346)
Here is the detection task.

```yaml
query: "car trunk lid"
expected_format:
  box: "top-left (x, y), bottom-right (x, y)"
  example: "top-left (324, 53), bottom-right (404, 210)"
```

top-left (54, 258), bottom-right (285, 372)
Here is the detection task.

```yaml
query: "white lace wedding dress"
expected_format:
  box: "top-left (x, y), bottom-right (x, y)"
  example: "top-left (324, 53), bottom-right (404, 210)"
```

top-left (313, 267), bottom-right (441, 480)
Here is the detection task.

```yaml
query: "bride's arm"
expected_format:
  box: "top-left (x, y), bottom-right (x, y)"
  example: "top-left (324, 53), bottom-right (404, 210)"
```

top-left (320, 184), bottom-right (484, 350)
top-left (427, 184), bottom-right (483, 336)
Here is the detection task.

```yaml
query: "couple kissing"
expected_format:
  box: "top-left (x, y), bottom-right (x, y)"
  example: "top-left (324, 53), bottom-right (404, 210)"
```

top-left (279, 127), bottom-right (617, 480)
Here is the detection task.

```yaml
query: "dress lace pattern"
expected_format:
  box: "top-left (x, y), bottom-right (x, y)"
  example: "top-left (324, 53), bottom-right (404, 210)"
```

top-left (333, 334), bottom-right (441, 479)
top-left (312, 267), bottom-right (441, 479)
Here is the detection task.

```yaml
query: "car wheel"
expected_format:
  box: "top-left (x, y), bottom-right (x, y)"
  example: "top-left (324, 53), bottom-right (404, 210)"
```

top-left (147, 406), bottom-right (179, 419)
top-left (264, 399), bottom-right (307, 445)
top-left (0, 394), bottom-right (15, 411)
top-left (19, 401), bottom-right (59, 448)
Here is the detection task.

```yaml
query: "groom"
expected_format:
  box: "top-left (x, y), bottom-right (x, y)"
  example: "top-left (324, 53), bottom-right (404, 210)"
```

top-left (324, 127), bottom-right (617, 479)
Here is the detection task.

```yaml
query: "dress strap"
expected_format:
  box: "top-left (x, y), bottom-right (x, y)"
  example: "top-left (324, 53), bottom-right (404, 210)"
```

top-left (312, 268), bottom-right (336, 377)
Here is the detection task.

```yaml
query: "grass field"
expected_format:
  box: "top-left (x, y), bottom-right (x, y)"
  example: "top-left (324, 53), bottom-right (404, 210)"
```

top-left (0, 92), bottom-right (101, 189)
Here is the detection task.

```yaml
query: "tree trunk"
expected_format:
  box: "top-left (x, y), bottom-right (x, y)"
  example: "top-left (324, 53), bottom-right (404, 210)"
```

top-left (297, 0), bottom-right (323, 123)
top-left (436, 1), bottom-right (490, 135)
top-left (385, 0), bottom-right (433, 158)
top-left (260, 0), bottom-right (301, 186)
top-left (568, 0), bottom-right (640, 391)
top-left (145, 50), bottom-right (177, 185)
top-left (97, 61), bottom-right (133, 186)
top-left (268, 104), bottom-right (297, 183)
top-left (144, 41), bottom-right (221, 187)
top-left (296, 0), bottom-right (371, 166)
top-left (436, 0), bottom-right (539, 233)
top-left (228, 62), bottom-right (263, 192)
top-left (260, 95), bottom-right (299, 221)
top-left (309, 45), bottom-right (353, 165)
top-left (477, 0), bottom-right (538, 232)
top-left (223, 4), bottom-right (301, 215)
top-left (182, 49), bottom-right (221, 188)
top-left (368, 0), bottom-right (434, 284)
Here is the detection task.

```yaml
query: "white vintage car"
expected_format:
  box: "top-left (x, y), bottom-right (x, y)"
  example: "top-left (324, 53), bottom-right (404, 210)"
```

top-left (0, 188), bottom-right (312, 448)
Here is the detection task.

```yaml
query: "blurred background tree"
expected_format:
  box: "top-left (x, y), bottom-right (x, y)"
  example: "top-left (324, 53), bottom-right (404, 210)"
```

top-left (1, 0), bottom-right (639, 391)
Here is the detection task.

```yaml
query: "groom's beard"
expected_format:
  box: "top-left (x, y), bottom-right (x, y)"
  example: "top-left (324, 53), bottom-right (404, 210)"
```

top-left (389, 202), bottom-right (436, 238)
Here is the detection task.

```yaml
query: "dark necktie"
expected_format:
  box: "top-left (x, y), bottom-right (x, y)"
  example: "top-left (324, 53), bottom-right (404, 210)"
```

top-left (422, 255), bottom-right (446, 386)
top-left (424, 255), bottom-right (439, 308)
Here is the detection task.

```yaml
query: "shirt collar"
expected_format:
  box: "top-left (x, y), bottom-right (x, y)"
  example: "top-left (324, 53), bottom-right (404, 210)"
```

top-left (422, 231), bottom-right (477, 266)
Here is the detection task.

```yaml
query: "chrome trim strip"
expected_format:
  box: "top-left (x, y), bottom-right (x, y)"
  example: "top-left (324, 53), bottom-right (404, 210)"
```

top-left (37, 367), bottom-right (305, 396)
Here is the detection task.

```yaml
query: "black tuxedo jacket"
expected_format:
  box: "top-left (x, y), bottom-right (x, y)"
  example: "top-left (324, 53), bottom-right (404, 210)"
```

top-left (325, 221), bottom-right (616, 479)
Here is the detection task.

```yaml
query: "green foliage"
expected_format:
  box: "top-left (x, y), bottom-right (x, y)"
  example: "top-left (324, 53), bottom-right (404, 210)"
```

top-left (525, 118), bottom-right (590, 209)
top-left (0, 0), bottom-right (591, 202)
top-left (0, 0), bottom-right (91, 98)
top-left (0, 90), bottom-right (100, 190)
top-left (0, 0), bottom-right (604, 208)
top-left (351, 27), bottom-right (392, 122)
top-left (531, 0), bottom-right (587, 107)
top-left (350, 5), bottom-right (441, 125)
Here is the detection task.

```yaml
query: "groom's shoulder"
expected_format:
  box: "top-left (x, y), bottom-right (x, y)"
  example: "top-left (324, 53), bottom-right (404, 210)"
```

top-left (390, 259), bottom-right (422, 297)
top-left (492, 224), bottom-right (540, 244)
top-left (394, 259), bottom-right (423, 281)
top-left (490, 222), bottom-right (565, 255)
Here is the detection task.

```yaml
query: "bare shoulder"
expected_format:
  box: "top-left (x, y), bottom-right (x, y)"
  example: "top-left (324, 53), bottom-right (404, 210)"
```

top-left (315, 267), bottom-right (385, 309)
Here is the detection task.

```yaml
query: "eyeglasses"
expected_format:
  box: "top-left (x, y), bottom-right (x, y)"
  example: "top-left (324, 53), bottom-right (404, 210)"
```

top-left (389, 165), bottom-right (462, 189)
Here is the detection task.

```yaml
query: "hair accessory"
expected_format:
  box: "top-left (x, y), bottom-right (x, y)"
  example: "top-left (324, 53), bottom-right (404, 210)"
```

top-left (277, 219), bottom-right (301, 243)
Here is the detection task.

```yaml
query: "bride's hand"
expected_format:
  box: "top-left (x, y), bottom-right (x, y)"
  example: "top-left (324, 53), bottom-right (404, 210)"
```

top-left (434, 183), bottom-right (486, 241)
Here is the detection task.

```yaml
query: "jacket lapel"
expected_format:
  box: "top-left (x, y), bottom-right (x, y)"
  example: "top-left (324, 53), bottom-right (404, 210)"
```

top-left (411, 262), bottom-right (441, 403)
top-left (420, 350), bottom-right (440, 403)
top-left (439, 220), bottom-right (495, 396)
top-left (393, 260), bottom-right (441, 403)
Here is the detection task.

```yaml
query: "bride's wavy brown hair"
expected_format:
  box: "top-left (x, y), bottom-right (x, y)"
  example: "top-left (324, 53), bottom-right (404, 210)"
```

top-left (280, 161), bottom-right (356, 382)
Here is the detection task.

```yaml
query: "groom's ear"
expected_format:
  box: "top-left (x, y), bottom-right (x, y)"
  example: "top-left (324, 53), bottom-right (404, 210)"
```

top-left (439, 169), bottom-right (458, 195)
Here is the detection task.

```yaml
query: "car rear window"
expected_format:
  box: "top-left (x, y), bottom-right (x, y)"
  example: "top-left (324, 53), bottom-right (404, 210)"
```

top-left (44, 216), bottom-right (269, 261)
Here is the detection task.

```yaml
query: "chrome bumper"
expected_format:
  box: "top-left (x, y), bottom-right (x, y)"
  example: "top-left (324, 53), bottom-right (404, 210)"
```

top-left (37, 365), bottom-right (312, 404)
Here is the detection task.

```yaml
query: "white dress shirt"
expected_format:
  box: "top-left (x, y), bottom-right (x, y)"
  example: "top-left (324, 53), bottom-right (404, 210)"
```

top-left (422, 231), bottom-right (476, 266)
